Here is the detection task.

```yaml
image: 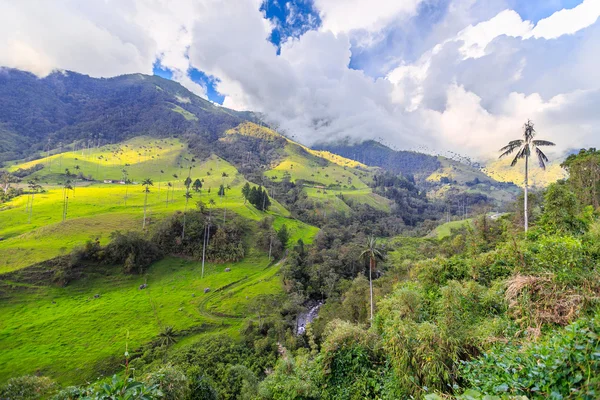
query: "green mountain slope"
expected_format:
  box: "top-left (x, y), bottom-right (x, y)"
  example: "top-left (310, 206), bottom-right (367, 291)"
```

top-left (0, 69), bottom-right (255, 163)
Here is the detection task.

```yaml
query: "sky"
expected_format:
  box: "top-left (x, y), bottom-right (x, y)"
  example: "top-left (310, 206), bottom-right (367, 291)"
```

top-left (1, 0), bottom-right (599, 159)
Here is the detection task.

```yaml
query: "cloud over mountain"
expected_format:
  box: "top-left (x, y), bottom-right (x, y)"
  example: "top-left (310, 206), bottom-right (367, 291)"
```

top-left (1, 0), bottom-right (598, 158)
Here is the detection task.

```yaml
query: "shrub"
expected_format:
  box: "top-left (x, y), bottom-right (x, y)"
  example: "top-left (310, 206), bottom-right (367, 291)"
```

top-left (105, 231), bottom-right (161, 274)
top-left (145, 364), bottom-right (190, 400)
top-left (0, 375), bottom-right (57, 399)
top-left (460, 314), bottom-right (600, 399)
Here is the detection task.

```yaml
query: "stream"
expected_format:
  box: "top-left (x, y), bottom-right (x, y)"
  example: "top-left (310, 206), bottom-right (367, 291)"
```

top-left (296, 301), bottom-right (323, 335)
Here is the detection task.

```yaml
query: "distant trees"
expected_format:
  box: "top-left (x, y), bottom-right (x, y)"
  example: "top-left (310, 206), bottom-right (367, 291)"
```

top-left (193, 179), bottom-right (203, 192)
top-left (499, 120), bottom-right (555, 231)
top-left (242, 185), bottom-right (271, 211)
top-left (142, 178), bottom-right (153, 229)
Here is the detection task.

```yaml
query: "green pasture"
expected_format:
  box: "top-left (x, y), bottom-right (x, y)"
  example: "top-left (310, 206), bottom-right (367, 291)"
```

top-left (0, 253), bottom-right (281, 384)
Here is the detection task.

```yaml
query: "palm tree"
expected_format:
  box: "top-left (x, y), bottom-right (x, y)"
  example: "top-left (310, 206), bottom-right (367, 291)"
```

top-left (27, 180), bottom-right (42, 224)
top-left (142, 178), bottom-right (153, 229)
top-left (499, 120), bottom-right (555, 231)
top-left (360, 236), bottom-right (384, 322)
top-left (165, 182), bottom-right (171, 206)
top-left (62, 180), bottom-right (73, 222)
top-left (182, 191), bottom-right (193, 240)
top-left (201, 199), bottom-right (217, 279)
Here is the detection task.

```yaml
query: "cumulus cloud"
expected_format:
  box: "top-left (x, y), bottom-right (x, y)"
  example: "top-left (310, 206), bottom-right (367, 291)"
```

top-left (1, 0), bottom-right (599, 158)
top-left (314, 0), bottom-right (424, 35)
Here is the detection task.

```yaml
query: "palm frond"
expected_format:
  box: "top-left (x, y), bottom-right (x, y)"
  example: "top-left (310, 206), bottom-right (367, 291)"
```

top-left (499, 140), bottom-right (523, 158)
top-left (532, 140), bottom-right (555, 147)
top-left (523, 120), bottom-right (536, 141)
top-left (510, 145), bottom-right (529, 167)
top-left (535, 147), bottom-right (549, 169)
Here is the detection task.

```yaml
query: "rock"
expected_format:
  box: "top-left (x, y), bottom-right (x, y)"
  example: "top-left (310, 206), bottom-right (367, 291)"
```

top-left (204, 288), bottom-right (211, 293)
top-left (191, 293), bottom-right (195, 297)
top-left (94, 294), bottom-right (100, 299)
top-left (52, 300), bottom-right (56, 304)
top-left (139, 284), bottom-right (147, 290)
top-left (225, 268), bottom-right (231, 272)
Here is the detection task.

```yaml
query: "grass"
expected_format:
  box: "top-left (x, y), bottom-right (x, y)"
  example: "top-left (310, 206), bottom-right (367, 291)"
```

top-left (265, 145), bottom-right (370, 189)
top-left (1, 141), bottom-right (311, 273)
top-left (429, 219), bottom-right (474, 239)
top-left (0, 253), bottom-right (284, 385)
top-left (0, 134), bottom-right (323, 386)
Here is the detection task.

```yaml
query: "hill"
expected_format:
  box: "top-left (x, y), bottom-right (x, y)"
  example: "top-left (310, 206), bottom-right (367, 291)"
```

top-left (482, 156), bottom-right (567, 188)
top-left (313, 139), bottom-right (521, 207)
top-left (0, 68), bottom-right (255, 163)
top-left (313, 139), bottom-right (441, 179)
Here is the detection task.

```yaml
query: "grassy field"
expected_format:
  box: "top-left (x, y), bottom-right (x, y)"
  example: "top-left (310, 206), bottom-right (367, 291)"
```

top-left (264, 140), bottom-right (371, 190)
top-left (0, 253), bottom-right (284, 384)
top-left (0, 133), bottom-right (322, 386)
top-left (429, 218), bottom-right (474, 239)
top-left (0, 138), bottom-right (320, 273)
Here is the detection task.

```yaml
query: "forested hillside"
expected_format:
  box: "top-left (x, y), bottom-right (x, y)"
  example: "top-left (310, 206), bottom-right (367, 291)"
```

top-left (0, 69), bottom-right (252, 163)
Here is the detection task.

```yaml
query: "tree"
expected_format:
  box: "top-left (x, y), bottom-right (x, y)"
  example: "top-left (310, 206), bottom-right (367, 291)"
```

top-left (1, 172), bottom-right (18, 195)
top-left (499, 120), bottom-right (555, 231)
top-left (241, 182), bottom-right (250, 203)
top-left (277, 224), bottom-right (290, 249)
top-left (562, 148), bottom-right (600, 208)
top-left (62, 180), bottom-right (73, 222)
top-left (193, 178), bottom-right (203, 192)
top-left (182, 191), bottom-right (193, 240)
top-left (360, 236), bottom-right (384, 321)
top-left (142, 178), bottom-right (153, 229)
top-left (218, 184), bottom-right (225, 197)
top-left (27, 180), bottom-right (42, 224)
top-left (166, 182), bottom-right (172, 206)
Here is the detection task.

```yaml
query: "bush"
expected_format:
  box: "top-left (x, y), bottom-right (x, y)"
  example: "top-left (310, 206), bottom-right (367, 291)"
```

top-left (0, 375), bottom-right (57, 399)
top-left (145, 364), bottom-right (190, 400)
top-left (105, 231), bottom-right (161, 274)
top-left (460, 314), bottom-right (600, 399)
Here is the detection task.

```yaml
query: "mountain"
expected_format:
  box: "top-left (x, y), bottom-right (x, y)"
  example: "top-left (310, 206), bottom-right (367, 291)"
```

top-left (313, 139), bottom-right (441, 179)
top-left (313, 138), bottom-right (521, 205)
top-left (0, 68), bottom-right (255, 163)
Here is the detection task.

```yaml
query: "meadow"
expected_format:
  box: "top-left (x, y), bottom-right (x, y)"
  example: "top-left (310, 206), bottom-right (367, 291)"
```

top-left (0, 136), bottom-right (323, 385)
top-left (0, 253), bottom-right (281, 384)
top-left (1, 138), bottom-right (318, 273)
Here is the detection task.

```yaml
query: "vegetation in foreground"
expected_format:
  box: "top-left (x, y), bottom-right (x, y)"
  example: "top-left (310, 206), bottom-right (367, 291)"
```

top-left (0, 148), bottom-right (598, 399)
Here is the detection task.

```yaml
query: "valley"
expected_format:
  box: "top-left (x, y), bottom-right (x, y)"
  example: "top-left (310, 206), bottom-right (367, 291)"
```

top-left (0, 69), bottom-right (597, 400)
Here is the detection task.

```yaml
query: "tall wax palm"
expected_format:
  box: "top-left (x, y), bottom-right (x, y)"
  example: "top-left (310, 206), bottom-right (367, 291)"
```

top-left (499, 120), bottom-right (555, 231)
top-left (27, 180), bottom-right (42, 224)
top-left (201, 198), bottom-right (217, 279)
top-left (142, 178), bottom-right (153, 229)
top-left (62, 180), bottom-right (73, 222)
top-left (182, 191), bottom-right (193, 240)
top-left (166, 182), bottom-right (172, 206)
top-left (360, 236), bottom-right (384, 321)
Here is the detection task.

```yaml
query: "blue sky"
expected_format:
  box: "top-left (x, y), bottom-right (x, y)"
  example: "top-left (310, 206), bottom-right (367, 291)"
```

top-left (4, 0), bottom-right (597, 156)
top-left (153, 0), bottom-right (588, 103)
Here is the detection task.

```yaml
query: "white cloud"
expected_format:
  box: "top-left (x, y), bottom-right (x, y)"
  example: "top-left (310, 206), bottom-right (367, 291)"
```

top-left (314, 0), bottom-right (424, 34)
top-left (530, 0), bottom-right (600, 39)
top-left (1, 0), bottom-right (599, 159)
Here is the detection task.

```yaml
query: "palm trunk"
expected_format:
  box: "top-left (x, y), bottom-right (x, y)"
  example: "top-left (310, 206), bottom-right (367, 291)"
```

top-left (524, 154), bottom-right (529, 232)
top-left (201, 224), bottom-right (208, 278)
top-left (182, 197), bottom-right (189, 240)
top-left (29, 193), bottom-right (34, 224)
top-left (143, 191), bottom-right (148, 229)
top-left (369, 257), bottom-right (374, 321)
